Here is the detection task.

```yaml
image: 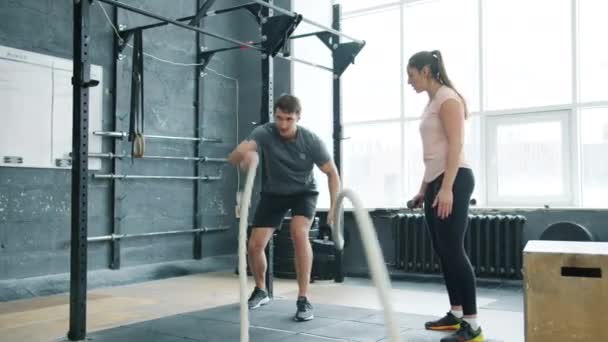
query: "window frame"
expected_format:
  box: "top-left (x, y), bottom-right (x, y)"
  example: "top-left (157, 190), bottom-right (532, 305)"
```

top-left (485, 109), bottom-right (574, 207)
top-left (289, 0), bottom-right (608, 209)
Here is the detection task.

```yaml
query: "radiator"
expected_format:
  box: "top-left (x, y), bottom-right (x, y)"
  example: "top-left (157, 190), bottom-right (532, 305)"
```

top-left (394, 213), bottom-right (526, 279)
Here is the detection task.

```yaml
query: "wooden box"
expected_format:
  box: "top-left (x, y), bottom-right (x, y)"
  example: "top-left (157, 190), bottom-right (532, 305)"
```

top-left (524, 240), bottom-right (608, 341)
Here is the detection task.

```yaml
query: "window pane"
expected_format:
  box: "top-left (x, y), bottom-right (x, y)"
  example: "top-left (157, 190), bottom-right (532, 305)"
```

top-left (489, 116), bottom-right (567, 203)
top-left (404, 0), bottom-right (479, 116)
top-left (337, 0), bottom-right (396, 13)
top-left (404, 120), bottom-right (424, 199)
top-left (292, 39), bottom-right (332, 68)
top-left (580, 108), bottom-right (608, 207)
top-left (292, 0), bottom-right (331, 34)
top-left (342, 7), bottom-right (400, 123)
top-left (464, 116), bottom-right (482, 204)
top-left (579, 1), bottom-right (608, 102)
top-left (293, 0), bottom-right (333, 208)
top-left (292, 1), bottom-right (333, 66)
top-left (293, 64), bottom-right (333, 209)
top-left (484, 0), bottom-right (571, 110)
top-left (343, 123), bottom-right (402, 208)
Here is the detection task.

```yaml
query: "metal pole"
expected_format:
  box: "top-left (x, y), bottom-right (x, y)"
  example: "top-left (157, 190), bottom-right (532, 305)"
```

top-left (92, 174), bottom-right (222, 181)
top-left (69, 0), bottom-right (90, 339)
top-left (332, 5), bottom-right (343, 175)
top-left (97, 0), bottom-right (262, 50)
top-left (145, 134), bottom-right (222, 143)
top-left (93, 131), bottom-right (222, 143)
top-left (194, 0), bottom-right (204, 260)
top-left (110, 4), bottom-right (122, 271)
top-left (260, 0), bottom-right (274, 299)
top-left (275, 53), bottom-right (333, 72)
top-left (205, 157), bottom-right (229, 163)
top-left (332, 4), bottom-right (345, 283)
top-left (93, 131), bottom-right (127, 138)
top-left (88, 226), bottom-right (230, 242)
top-left (88, 152), bottom-right (227, 163)
top-left (290, 31), bottom-right (325, 39)
top-left (199, 47), bottom-right (335, 73)
top-left (251, 0), bottom-right (364, 44)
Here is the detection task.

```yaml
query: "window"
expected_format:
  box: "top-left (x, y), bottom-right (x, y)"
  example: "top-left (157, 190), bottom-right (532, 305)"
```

top-left (464, 115), bottom-right (482, 203)
top-left (486, 111), bottom-right (571, 206)
top-left (337, 0), bottom-right (397, 13)
top-left (580, 107), bottom-right (608, 207)
top-left (341, 6), bottom-right (400, 123)
top-left (403, 0), bottom-right (479, 116)
top-left (403, 120), bottom-right (424, 199)
top-left (292, 0), bottom-right (332, 34)
top-left (342, 123), bottom-right (402, 208)
top-left (292, 0), bottom-right (333, 208)
top-left (292, 0), bottom-right (608, 209)
top-left (578, 1), bottom-right (608, 103)
top-left (484, 0), bottom-right (571, 110)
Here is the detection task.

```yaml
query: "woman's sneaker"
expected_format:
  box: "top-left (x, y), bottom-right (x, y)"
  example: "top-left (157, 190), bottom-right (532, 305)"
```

top-left (424, 312), bottom-right (462, 331)
top-left (440, 320), bottom-right (484, 342)
top-left (247, 287), bottom-right (270, 309)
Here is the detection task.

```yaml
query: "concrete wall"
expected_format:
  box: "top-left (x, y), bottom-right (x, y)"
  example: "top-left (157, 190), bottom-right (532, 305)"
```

top-left (0, 0), bottom-right (116, 280)
top-left (0, 0), bottom-right (290, 286)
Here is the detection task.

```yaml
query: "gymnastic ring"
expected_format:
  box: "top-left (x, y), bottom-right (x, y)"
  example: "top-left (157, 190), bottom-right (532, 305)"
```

top-left (132, 133), bottom-right (145, 158)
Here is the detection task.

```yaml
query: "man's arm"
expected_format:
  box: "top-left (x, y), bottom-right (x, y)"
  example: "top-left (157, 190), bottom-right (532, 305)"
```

top-left (319, 160), bottom-right (341, 225)
top-left (228, 140), bottom-right (258, 169)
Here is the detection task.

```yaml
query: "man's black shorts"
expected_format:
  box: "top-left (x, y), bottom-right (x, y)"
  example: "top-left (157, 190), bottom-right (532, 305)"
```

top-left (251, 192), bottom-right (318, 229)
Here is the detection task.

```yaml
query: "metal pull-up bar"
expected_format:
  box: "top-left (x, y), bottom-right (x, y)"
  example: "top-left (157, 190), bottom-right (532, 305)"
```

top-left (87, 152), bottom-right (227, 163)
top-left (96, 0), bottom-right (262, 51)
top-left (92, 174), bottom-right (222, 181)
top-left (251, 0), bottom-right (365, 45)
top-left (87, 226), bottom-right (230, 243)
top-left (93, 131), bottom-right (222, 143)
top-left (276, 53), bottom-right (333, 73)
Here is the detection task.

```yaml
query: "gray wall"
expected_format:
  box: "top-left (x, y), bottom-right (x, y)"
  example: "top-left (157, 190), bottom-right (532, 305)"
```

top-left (0, 0), bottom-right (290, 283)
top-left (0, 0), bottom-right (116, 280)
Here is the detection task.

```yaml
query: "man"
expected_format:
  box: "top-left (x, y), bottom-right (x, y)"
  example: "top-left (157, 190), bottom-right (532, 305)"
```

top-left (228, 94), bottom-right (341, 322)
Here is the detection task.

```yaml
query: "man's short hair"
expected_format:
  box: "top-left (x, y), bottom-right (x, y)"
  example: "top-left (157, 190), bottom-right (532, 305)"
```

top-left (274, 94), bottom-right (301, 114)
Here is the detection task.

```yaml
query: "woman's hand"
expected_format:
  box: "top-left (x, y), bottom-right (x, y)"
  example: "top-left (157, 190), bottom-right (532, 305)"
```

top-left (407, 192), bottom-right (425, 209)
top-left (433, 187), bottom-right (453, 219)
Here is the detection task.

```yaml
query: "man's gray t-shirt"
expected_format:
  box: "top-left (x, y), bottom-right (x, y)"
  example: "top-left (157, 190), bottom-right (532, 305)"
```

top-left (247, 123), bottom-right (331, 195)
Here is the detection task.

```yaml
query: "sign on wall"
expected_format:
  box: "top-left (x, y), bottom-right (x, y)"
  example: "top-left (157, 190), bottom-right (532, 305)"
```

top-left (0, 45), bottom-right (103, 170)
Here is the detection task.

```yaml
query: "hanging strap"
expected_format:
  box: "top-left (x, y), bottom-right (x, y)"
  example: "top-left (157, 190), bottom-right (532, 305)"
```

top-left (129, 30), bottom-right (145, 159)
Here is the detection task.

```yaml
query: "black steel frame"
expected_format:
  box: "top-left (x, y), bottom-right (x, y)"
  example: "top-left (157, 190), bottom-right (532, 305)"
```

top-left (70, 0), bottom-right (93, 339)
top-left (331, 4), bottom-right (346, 283)
top-left (109, 3), bottom-right (122, 272)
top-left (71, 0), bottom-right (362, 339)
top-left (260, 2), bottom-right (275, 299)
top-left (193, 0), bottom-right (207, 261)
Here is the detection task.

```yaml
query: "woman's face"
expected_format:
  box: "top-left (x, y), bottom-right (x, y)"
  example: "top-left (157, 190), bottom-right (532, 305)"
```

top-left (407, 65), bottom-right (430, 93)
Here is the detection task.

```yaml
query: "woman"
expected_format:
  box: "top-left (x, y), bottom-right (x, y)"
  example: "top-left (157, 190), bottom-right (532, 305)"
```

top-left (407, 50), bottom-right (482, 342)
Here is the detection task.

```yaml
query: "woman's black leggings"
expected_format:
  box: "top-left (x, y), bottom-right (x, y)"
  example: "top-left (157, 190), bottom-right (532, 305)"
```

top-left (424, 167), bottom-right (477, 315)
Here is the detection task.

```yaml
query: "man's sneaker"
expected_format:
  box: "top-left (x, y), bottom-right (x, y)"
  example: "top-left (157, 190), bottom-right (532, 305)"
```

top-left (293, 296), bottom-right (314, 322)
top-left (247, 287), bottom-right (270, 310)
top-left (425, 312), bottom-right (462, 331)
top-left (440, 320), bottom-right (484, 342)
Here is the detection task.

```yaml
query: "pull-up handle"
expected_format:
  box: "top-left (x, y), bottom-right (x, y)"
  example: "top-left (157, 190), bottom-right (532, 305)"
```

top-left (561, 266), bottom-right (602, 278)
